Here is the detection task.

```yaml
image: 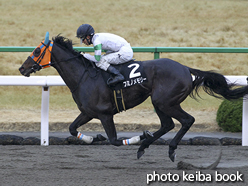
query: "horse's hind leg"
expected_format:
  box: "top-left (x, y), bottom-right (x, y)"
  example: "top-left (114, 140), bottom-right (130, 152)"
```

top-left (137, 106), bottom-right (175, 159)
top-left (167, 105), bottom-right (195, 162)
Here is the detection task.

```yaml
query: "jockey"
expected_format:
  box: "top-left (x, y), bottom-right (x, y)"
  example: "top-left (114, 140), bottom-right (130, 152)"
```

top-left (76, 24), bottom-right (133, 85)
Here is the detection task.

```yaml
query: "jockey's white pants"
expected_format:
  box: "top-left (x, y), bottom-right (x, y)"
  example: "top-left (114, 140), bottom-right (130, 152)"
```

top-left (83, 43), bottom-right (133, 71)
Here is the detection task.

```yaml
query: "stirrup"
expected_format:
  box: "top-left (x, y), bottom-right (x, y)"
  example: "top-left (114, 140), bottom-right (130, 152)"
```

top-left (107, 75), bottom-right (124, 86)
top-left (107, 78), bottom-right (122, 85)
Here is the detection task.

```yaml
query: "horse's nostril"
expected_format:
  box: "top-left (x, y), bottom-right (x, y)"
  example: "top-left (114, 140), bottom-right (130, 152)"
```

top-left (19, 67), bottom-right (24, 72)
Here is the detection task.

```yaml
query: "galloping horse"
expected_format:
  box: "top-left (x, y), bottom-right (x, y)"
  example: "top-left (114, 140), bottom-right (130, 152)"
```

top-left (19, 33), bottom-right (248, 162)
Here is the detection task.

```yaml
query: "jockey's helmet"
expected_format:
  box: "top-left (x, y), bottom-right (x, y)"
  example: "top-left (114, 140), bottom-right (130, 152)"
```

top-left (76, 24), bottom-right (95, 43)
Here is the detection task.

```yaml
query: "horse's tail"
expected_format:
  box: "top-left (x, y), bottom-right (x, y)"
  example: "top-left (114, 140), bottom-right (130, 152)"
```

top-left (188, 67), bottom-right (248, 100)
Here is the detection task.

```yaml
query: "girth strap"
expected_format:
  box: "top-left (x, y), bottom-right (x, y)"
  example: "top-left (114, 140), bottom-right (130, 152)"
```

top-left (113, 89), bottom-right (126, 113)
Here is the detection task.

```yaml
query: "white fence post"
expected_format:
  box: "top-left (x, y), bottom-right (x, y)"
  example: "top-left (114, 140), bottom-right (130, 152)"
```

top-left (41, 86), bottom-right (49, 146)
top-left (242, 95), bottom-right (248, 146)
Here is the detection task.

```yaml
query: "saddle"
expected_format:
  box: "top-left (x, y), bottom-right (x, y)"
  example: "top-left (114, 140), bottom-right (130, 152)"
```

top-left (101, 60), bottom-right (147, 112)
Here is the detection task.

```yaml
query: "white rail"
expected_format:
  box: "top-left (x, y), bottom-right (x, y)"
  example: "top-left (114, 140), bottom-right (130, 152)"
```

top-left (0, 75), bottom-right (247, 146)
top-left (0, 76), bottom-right (65, 146)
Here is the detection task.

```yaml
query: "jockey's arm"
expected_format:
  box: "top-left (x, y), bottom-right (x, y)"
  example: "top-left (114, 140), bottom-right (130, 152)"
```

top-left (83, 53), bottom-right (98, 63)
top-left (81, 42), bottom-right (102, 63)
top-left (94, 44), bottom-right (102, 62)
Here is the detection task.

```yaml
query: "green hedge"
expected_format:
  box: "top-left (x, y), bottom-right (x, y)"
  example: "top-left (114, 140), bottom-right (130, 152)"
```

top-left (216, 99), bottom-right (243, 132)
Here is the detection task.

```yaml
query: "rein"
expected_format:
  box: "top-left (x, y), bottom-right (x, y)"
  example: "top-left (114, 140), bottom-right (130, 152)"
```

top-left (51, 47), bottom-right (99, 93)
top-left (68, 56), bottom-right (100, 93)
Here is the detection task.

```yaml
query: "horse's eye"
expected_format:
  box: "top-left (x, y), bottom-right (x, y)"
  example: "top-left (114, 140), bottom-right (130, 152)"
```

top-left (33, 47), bottom-right (41, 57)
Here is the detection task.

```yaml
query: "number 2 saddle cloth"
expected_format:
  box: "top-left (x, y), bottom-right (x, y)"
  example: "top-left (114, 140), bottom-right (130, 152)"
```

top-left (101, 60), bottom-right (147, 112)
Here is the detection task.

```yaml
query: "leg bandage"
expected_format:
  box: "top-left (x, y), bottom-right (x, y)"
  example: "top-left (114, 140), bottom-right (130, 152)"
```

top-left (77, 132), bottom-right (93, 144)
top-left (123, 136), bottom-right (140, 145)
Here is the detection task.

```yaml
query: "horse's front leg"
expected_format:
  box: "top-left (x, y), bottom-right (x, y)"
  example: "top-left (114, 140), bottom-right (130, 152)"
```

top-left (99, 114), bottom-right (151, 146)
top-left (69, 112), bottom-right (107, 144)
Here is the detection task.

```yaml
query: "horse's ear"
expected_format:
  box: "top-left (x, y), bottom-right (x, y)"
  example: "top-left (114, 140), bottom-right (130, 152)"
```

top-left (44, 32), bottom-right (49, 45)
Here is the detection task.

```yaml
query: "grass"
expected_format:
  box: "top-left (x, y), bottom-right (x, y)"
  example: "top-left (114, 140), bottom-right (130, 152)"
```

top-left (0, 0), bottom-right (248, 114)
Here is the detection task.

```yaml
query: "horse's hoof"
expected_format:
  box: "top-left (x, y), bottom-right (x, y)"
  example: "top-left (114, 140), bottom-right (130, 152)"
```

top-left (137, 150), bottom-right (145, 159)
top-left (97, 134), bottom-right (107, 141)
top-left (144, 130), bottom-right (154, 139)
top-left (169, 152), bottom-right (176, 162)
top-left (92, 134), bottom-right (107, 143)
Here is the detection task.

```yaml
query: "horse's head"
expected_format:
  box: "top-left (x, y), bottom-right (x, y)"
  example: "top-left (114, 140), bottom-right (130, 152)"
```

top-left (19, 32), bottom-right (53, 77)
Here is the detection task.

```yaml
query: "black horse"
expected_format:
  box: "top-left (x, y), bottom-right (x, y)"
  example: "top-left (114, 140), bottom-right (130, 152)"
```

top-left (19, 33), bottom-right (248, 162)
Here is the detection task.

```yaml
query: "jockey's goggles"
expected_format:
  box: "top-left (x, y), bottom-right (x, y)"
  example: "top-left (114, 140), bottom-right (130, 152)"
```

top-left (77, 35), bottom-right (86, 44)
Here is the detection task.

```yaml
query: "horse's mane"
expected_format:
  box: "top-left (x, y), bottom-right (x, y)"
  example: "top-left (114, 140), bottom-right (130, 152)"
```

top-left (52, 34), bottom-right (96, 69)
top-left (52, 34), bottom-right (80, 56)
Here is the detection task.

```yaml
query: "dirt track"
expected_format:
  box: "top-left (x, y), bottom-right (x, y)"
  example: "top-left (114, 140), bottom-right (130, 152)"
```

top-left (0, 145), bottom-right (247, 186)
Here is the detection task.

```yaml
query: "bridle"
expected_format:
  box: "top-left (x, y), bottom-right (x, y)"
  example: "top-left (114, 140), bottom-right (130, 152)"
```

top-left (26, 35), bottom-right (99, 93)
top-left (28, 40), bottom-right (53, 73)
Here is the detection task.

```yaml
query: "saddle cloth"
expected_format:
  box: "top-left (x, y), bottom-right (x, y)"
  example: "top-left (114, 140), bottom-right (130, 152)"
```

top-left (101, 60), bottom-right (147, 89)
top-left (101, 60), bottom-right (147, 112)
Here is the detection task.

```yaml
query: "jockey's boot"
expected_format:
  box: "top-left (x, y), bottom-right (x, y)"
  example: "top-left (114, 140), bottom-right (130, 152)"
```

top-left (107, 65), bottom-right (124, 85)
